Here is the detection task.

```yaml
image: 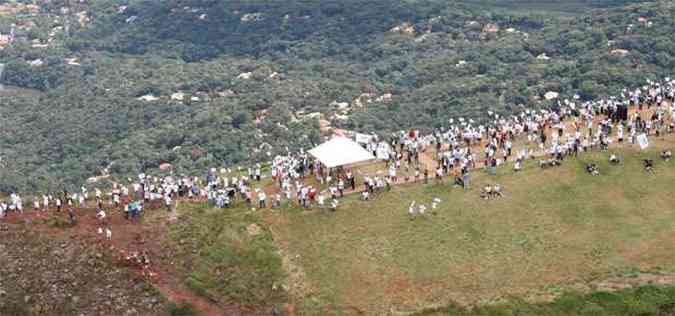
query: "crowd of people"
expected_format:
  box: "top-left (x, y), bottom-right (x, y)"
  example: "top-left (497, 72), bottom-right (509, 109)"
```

top-left (1, 77), bottom-right (674, 231)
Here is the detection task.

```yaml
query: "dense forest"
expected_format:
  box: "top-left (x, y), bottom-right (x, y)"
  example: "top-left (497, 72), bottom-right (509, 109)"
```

top-left (0, 0), bottom-right (674, 192)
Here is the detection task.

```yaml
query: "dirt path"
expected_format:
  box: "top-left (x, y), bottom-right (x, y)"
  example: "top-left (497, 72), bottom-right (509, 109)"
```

top-left (3, 204), bottom-right (238, 316)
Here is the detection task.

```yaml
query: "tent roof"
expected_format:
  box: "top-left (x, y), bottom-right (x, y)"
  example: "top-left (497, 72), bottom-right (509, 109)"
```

top-left (308, 137), bottom-right (375, 168)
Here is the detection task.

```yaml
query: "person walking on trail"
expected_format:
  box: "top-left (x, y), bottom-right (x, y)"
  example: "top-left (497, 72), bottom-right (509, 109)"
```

top-left (462, 167), bottom-right (471, 190)
top-left (164, 194), bottom-right (172, 212)
top-left (338, 178), bottom-right (345, 197)
top-left (67, 207), bottom-right (77, 225)
top-left (272, 193), bottom-right (281, 209)
top-left (317, 193), bottom-right (325, 209)
top-left (42, 194), bottom-right (49, 211)
top-left (258, 191), bottom-right (267, 209)
top-left (435, 166), bottom-right (443, 184)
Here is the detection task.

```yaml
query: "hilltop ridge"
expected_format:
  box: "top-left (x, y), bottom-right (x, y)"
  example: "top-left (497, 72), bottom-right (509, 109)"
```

top-left (1, 0), bottom-right (674, 191)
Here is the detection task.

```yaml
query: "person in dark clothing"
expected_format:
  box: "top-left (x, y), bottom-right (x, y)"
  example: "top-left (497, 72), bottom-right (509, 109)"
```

top-left (67, 207), bottom-right (77, 225)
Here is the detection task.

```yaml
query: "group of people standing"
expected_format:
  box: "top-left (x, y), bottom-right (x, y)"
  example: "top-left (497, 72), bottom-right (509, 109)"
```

top-left (1, 77), bottom-right (674, 223)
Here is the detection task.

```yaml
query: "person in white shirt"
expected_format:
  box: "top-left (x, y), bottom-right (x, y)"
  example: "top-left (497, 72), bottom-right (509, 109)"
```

top-left (96, 209), bottom-right (106, 222)
top-left (317, 193), bottom-right (325, 209)
top-left (164, 194), bottom-right (172, 212)
top-left (388, 165), bottom-right (397, 183)
top-left (418, 204), bottom-right (426, 215)
top-left (258, 191), bottom-right (267, 208)
top-left (42, 195), bottom-right (49, 211)
top-left (431, 198), bottom-right (441, 210)
top-left (330, 198), bottom-right (338, 212)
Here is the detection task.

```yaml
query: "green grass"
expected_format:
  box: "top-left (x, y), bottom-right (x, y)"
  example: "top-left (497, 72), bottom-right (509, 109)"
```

top-left (417, 285), bottom-right (675, 315)
top-left (165, 302), bottom-right (203, 316)
top-left (168, 143), bottom-right (675, 314)
top-left (166, 203), bottom-right (286, 308)
top-left (269, 145), bottom-right (675, 313)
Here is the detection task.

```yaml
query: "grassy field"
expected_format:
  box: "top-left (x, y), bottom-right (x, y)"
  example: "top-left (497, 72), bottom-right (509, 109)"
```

top-left (166, 138), bottom-right (675, 314)
top-left (419, 285), bottom-right (675, 315)
top-left (165, 202), bottom-right (287, 310)
top-left (266, 139), bottom-right (675, 314)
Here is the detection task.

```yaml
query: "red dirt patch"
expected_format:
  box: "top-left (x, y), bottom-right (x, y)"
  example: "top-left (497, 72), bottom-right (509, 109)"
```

top-left (3, 203), bottom-right (244, 316)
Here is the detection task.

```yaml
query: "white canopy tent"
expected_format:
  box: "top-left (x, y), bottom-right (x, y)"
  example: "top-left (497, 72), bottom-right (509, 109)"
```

top-left (309, 137), bottom-right (375, 168)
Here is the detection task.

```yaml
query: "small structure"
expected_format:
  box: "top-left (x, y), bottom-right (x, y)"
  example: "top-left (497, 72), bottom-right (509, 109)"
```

top-left (309, 137), bottom-right (375, 169)
top-left (0, 34), bottom-right (10, 49)
top-left (241, 12), bottom-right (264, 22)
top-left (544, 91), bottom-right (559, 100)
top-left (28, 59), bottom-right (44, 67)
top-left (482, 23), bottom-right (499, 33)
top-left (536, 53), bottom-right (550, 61)
top-left (171, 92), bottom-right (185, 101)
top-left (65, 58), bottom-right (80, 66)
top-left (389, 22), bottom-right (415, 35)
top-left (138, 94), bottom-right (159, 102)
top-left (237, 72), bottom-right (253, 80)
top-left (610, 49), bottom-right (630, 57)
top-left (375, 93), bottom-right (393, 103)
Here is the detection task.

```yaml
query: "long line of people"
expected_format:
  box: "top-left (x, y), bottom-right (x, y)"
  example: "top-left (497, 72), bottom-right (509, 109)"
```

top-left (1, 77), bottom-right (674, 221)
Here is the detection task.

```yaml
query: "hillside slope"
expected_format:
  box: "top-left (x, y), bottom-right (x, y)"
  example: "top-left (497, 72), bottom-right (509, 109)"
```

top-left (1, 0), bottom-right (674, 191)
top-left (0, 224), bottom-right (166, 315)
top-left (1, 136), bottom-right (674, 315)
top-left (264, 142), bottom-right (675, 314)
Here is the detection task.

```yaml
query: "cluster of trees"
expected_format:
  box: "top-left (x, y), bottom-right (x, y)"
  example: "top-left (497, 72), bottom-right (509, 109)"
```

top-left (1, 0), bottom-right (674, 192)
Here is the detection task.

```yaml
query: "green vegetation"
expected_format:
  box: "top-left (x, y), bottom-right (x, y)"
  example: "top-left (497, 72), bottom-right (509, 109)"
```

top-left (462, 0), bottom-right (649, 13)
top-left (166, 202), bottom-right (286, 308)
top-left (1, 0), bottom-right (675, 192)
top-left (159, 142), bottom-right (675, 314)
top-left (165, 302), bottom-right (202, 316)
top-left (420, 285), bottom-right (675, 315)
top-left (268, 143), bottom-right (675, 313)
